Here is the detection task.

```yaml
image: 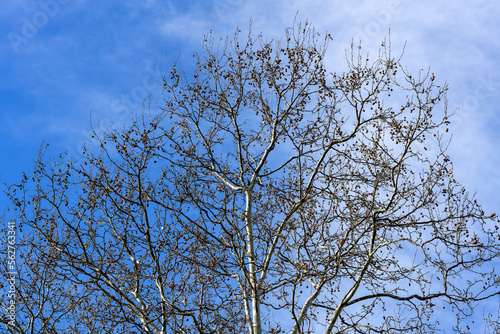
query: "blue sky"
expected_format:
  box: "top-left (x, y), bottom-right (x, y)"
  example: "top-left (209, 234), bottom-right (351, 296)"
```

top-left (1, 0), bottom-right (499, 329)
top-left (1, 0), bottom-right (499, 212)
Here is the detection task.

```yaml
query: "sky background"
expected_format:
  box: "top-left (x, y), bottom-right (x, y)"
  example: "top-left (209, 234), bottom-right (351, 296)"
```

top-left (1, 0), bottom-right (499, 330)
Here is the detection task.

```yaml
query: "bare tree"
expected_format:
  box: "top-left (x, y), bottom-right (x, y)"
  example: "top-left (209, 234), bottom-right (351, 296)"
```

top-left (3, 22), bottom-right (500, 333)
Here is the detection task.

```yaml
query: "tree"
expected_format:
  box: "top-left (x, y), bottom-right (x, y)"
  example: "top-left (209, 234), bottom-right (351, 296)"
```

top-left (2, 22), bottom-right (500, 333)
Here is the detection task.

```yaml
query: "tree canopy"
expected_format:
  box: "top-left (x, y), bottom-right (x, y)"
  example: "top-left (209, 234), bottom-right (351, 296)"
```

top-left (2, 22), bottom-right (500, 333)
